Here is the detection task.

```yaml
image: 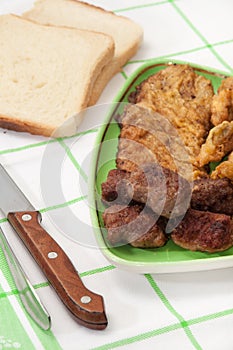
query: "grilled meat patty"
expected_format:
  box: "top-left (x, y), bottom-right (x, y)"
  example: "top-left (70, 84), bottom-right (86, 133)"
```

top-left (101, 163), bottom-right (192, 218)
top-left (102, 168), bottom-right (233, 216)
top-left (191, 177), bottom-right (233, 215)
top-left (101, 169), bottom-right (233, 252)
top-left (101, 169), bottom-right (130, 204)
top-left (171, 208), bottom-right (233, 253)
top-left (103, 204), bottom-right (167, 248)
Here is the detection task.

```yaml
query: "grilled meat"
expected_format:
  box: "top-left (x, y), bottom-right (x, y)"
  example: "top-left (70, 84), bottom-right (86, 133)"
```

top-left (102, 66), bottom-right (233, 253)
top-left (211, 76), bottom-right (233, 126)
top-left (103, 204), bottom-right (167, 248)
top-left (101, 163), bottom-right (192, 219)
top-left (102, 168), bottom-right (233, 216)
top-left (101, 169), bottom-right (130, 204)
top-left (191, 177), bottom-right (233, 215)
top-left (171, 208), bottom-right (233, 253)
top-left (128, 163), bottom-right (191, 218)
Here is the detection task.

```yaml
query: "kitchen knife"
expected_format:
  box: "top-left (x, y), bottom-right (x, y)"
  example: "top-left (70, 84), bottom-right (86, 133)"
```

top-left (0, 163), bottom-right (107, 330)
top-left (0, 222), bottom-right (51, 330)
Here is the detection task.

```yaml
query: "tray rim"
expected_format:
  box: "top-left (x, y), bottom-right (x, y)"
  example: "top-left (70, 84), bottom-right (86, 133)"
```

top-left (88, 58), bottom-right (233, 274)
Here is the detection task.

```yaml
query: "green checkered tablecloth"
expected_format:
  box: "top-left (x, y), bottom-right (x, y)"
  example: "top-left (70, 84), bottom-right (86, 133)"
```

top-left (0, 0), bottom-right (233, 349)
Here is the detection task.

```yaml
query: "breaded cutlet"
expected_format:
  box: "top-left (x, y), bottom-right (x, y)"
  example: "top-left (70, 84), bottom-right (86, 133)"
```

top-left (210, 151), bottom-right (233, 182)
top-left (133, 64), bottom-right (214, 160)
top-left (211, 76), bottom-right (233, 126)
top-left (116, 64), bottom-right (213, 180)
top-left (197, 121), bottom-right (233, 166)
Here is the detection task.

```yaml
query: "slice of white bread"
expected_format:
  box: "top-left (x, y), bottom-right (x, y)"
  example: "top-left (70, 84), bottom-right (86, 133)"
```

top-left (0, 14), bottom-right (114, 137)
top-left (23, 0), bottom-right (143, 105)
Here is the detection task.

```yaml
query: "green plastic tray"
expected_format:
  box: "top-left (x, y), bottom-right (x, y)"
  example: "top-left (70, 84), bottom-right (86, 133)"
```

top-left (89, 59), bottom-right (232, 273)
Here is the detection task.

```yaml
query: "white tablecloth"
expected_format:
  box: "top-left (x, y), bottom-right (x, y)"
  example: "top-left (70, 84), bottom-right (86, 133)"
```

top-left (0, 1), bottom-right (233, 349)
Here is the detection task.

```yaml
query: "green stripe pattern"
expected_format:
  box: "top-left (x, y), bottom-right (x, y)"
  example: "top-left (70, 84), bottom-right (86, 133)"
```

top-left (0, 0), bottom-right (232, 349)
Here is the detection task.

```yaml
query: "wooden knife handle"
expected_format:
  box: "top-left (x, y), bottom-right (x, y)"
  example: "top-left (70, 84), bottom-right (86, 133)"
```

top-left (7, 211), bottom-right (107, 330)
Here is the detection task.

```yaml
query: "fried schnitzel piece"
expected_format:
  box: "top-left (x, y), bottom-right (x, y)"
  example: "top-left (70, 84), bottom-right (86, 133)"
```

top-left (211, 151), bottom-right (233, 182)
top-left (132, 64), bottom-right (214, 160)
top-left (197, 121), bottom-right (233, 166)
top-left (117, 104), bottom-right (188, 174)
top-left (211, 76), bottom-right (233, 126)
top-left (229, 151), bottom-right (233, 162)
top-left (171, 208), bottom-right (233, 253)
top-left (116, 104), bottom-right (204, 181)
top-left (103, 204), bottom-right (167, 248)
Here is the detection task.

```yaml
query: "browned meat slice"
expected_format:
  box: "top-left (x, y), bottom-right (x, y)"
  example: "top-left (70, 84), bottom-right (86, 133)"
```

top-left (191, 177), bottom-right (233, 216)
top-left (132, 64), bottom-right (214, 161)
top-left (129, 163), bottom-right (192, 218)
top-left (101, 169), bottom-right (130, 204)
top-left (102, 204), bottom-right (167, 248)
top-left (101, 163), bottom-right (192, 219)
top-left (171, 208), bottom-right (233, 253)
top-left (211, 76), bottom-right (233, 126)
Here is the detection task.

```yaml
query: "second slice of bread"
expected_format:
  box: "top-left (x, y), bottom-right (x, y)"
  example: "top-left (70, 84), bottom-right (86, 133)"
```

top-left (24, 0), bottom-right (143, 105)
top-left (0, 14), bottom-right (114, 137)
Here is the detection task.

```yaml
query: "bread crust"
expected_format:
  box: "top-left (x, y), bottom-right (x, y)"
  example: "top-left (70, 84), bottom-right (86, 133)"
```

top-left (0, 114), bottom-right (54, 137)
top-left (67, 0), bottom-right (143, 105)
top-left (23, 0), bottom-right (143, 105)
top-left (0, 14), bottom-right (115, 137)
top-left (89, 40), bottom-right (142, 105)
top-left (68, 0), bottom-right (115, 16)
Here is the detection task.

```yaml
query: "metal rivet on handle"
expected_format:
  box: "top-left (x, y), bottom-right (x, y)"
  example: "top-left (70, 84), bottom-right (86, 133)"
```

top-left (80, 296), bottom-right (92, 304)
top-left (22, 214), bottom-right (32, 221)
top-left (48, 252), bottom-right (58, 259)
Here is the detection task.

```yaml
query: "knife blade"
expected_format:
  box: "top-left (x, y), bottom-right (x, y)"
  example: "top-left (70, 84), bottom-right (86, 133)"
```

top-left (0, 164), bottom-right (107, 330)
top-left (0, 222), bottom-right (51, 330)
